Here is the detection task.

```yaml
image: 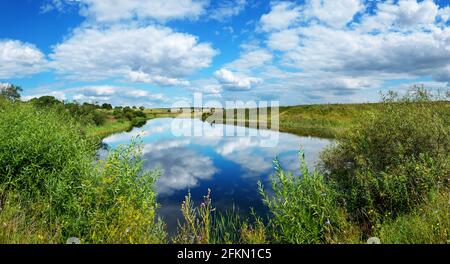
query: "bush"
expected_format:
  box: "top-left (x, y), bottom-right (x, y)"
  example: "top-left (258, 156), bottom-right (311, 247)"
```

top-left (173, 190), bottom-right (267, 244)
top-left (378, 191), bottom-right (450, 244)
top-left (0, 102), bottom-right (165, 243)
top-left (320, 87), bottom-right (449, 230)
top-left (0, 101), bottom-right (93, 204)
top-left (259, 152), bottom-right (360, 244)
top-left (76, 142), bottom-right (166, 243)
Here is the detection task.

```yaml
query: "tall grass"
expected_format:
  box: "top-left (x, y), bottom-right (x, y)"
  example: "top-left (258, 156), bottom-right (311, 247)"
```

top-left (320, 88), bottom-right (449, 233)
top-left (173, 190), bottom-right (267, 244)
top-left (258, 152), bottom-right (360, 244)
top-left (0, 101), bottom-right (166, 243)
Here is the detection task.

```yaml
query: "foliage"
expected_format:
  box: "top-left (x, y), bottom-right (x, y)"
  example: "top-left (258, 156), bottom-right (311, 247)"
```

top-left (0, 84), bottom-right (22, 101)
top-left (173, 190), bottom-right (214, 244)
top-left (259, 152), bottom-right (360, 244)
top-left (378, 191), bottom-right (450, 244)
top-left (76, 142), bottom-right (166, 243)
top-left (0, 102), bottom-right (166, 243)
top-left (173, 190), bottom-right (267, 244)
top-left (320, 87), bottom-right (449, 232)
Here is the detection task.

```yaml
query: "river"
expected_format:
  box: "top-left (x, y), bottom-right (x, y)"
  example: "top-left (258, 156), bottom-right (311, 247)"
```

top-left (102, 118), bottom-right (333, 234)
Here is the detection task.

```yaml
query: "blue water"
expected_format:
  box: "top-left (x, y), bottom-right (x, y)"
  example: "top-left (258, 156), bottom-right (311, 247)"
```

top-left (102, 118), bottom-right (332, 233)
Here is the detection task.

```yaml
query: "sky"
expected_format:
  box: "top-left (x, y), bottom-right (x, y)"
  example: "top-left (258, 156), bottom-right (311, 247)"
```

top-left (0, 0), bottom-right (449, 107)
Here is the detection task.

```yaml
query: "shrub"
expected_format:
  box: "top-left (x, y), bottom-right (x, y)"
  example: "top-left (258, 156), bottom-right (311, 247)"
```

top-left (0, 101), bottom-right (93, 206)
top-left (0, 102), bottom-right (166, 243)
top-left (378, 191), bottom-right (450, 244)
top-left (173, 190), bottom-right (267, 244)
top-left (77, 142), bottom-right (166, 243)
top-left (320, 87), bottom-right (449, 231)
top-left (259, 152), bottom-right (359, 244)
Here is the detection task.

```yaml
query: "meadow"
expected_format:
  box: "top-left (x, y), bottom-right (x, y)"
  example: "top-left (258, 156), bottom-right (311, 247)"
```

top-left (0, 86), bottom-right (448, 244)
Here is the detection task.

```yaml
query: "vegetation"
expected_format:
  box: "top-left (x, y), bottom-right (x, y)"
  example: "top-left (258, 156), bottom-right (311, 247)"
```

top-left (0, 100), bottom-right (166, 243)
top-left (258, 154), bottom-right (360, 244)
top-left (0, 85), bottom-right (448, 244)
top-left (0, 84), bottom-right (22, 101)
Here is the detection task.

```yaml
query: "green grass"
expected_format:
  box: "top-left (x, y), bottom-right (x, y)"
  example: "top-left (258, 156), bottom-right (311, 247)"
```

top-left (0, 87), bottom-right (448, 244)
top-left (201, 101), bottom-right (449, 139)
top-left (0, 101), bottom-right (167, 244)
top-left (85, 118), bottom-right (133, 139)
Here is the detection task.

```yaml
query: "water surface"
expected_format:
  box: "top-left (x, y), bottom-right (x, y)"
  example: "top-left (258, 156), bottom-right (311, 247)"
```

top-left (102, 118), bottom-right (332, 233)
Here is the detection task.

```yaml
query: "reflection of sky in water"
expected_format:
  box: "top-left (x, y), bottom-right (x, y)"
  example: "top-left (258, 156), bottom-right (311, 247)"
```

top-left (103, 118), bottom-right (332, 234)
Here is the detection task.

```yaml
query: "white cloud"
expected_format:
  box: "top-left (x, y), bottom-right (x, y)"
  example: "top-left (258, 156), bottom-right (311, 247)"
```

top-left (360, 0), bottom-right (439, 32)
top-left (252, 0), bottom-right (450, 102)
top-left (76, 0), bottom-right (207, 22)
top-left (305, 0), bottom-right (364, 28)
top-left (260, 2), bottom-right (301, 32)
top-left (267, 29), bottom-right (300, 51)
top-left (50, 25), bottom-right (217, 84)
top-left (225, 48), bottom-right (273, 71)
top-left (214, 68), bottom-right (261, 91)
top-left (0, 40), bottom-right (47, 79)
top-left (128, 70), bottom-right (190, 86)
top-left (209, 0), bottom-right (247, 21)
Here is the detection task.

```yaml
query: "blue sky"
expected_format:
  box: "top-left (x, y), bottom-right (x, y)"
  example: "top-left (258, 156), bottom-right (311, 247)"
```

top-left (0, 0), bottom-right (449, 107)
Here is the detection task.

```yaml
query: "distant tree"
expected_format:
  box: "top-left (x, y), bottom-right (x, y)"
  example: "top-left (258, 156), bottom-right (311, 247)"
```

top-left (139, 106), bottom-right (145, 111)
top-left (30, 96), bottom-right (61, 108)
top-left (0, 84), bottom-right (22, 101)
top-left (101, 103), bottom-right (113, 110)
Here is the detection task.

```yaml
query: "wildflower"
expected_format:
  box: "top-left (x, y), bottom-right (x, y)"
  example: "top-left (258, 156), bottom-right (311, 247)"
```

top-left (367, 237), bottom-right (381, 244)
top-left (66, 237), bottom-right (81, 244)
top-left (325, 219), bottom-right (331, 225)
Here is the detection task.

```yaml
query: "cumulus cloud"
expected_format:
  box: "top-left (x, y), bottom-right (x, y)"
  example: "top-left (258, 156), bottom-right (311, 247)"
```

top-left (260, 2), bottom-right (301, 32)
top-left (267, 29), bottom-right (300, 51)
top-left (225, 48), bottom-right (273, 71)
top-left (214, 69), bottom-right (261, 91)
top-left (209, 0), bottom-right (247, 21)
top-left (49, 25), bottom-right (217, 84)
top-left (128, 70), bottom-right (190, 86)
top-left (0, 40), bottom-right (47, 79)
top-left (42, 0), bottom-right (207, 22)
top-left (255, 0), bottom-right (450, 101)
top-left (360, 0), bottom-right (439, 32)
top-left (305, 0), bottom-right (364, 28)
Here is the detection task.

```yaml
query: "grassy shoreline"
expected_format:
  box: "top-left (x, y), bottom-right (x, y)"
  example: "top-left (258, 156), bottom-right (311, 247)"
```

top-left (86, 101), bottom-right (450, 141)
top-left (201, 101), bottom-right (450, 138)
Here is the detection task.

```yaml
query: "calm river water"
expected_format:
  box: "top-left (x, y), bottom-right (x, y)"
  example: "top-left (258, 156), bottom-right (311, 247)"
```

top-left (102, 118), bottom-right (332, 234)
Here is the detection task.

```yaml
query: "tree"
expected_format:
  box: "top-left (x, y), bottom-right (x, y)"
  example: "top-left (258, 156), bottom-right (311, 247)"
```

top-left (101, 103), bottom-right (113, 110)
top-left (30, 96), bottom-right (61, 108)
top-left (0, 84), bottom-right (22, 101)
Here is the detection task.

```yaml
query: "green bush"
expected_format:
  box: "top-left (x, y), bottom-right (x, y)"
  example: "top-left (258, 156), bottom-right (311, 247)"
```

top-left (259, 152), bottom-right (360, 244)
top-left (76, 142), bottom-right (166, 243)
top-left (0, 101), bottom-right (93, 204)
top-left (173, 190), bottom-right (267, 244)
top-left (320, 88), bottom-right (449, 230)
top-left (0, 101), bottom-right (165, 243)
top-left (378, 191), bottom-right (450, 244)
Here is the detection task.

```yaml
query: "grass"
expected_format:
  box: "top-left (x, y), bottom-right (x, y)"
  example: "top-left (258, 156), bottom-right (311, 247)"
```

top-left (0, 86), bottom-right (448, 244)
top-left (85, 118), bottom-right (133, 139)
top-left (0, 101), bottom-right (167, 244)
top-left (201, 101), bottom-right (450, 139)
